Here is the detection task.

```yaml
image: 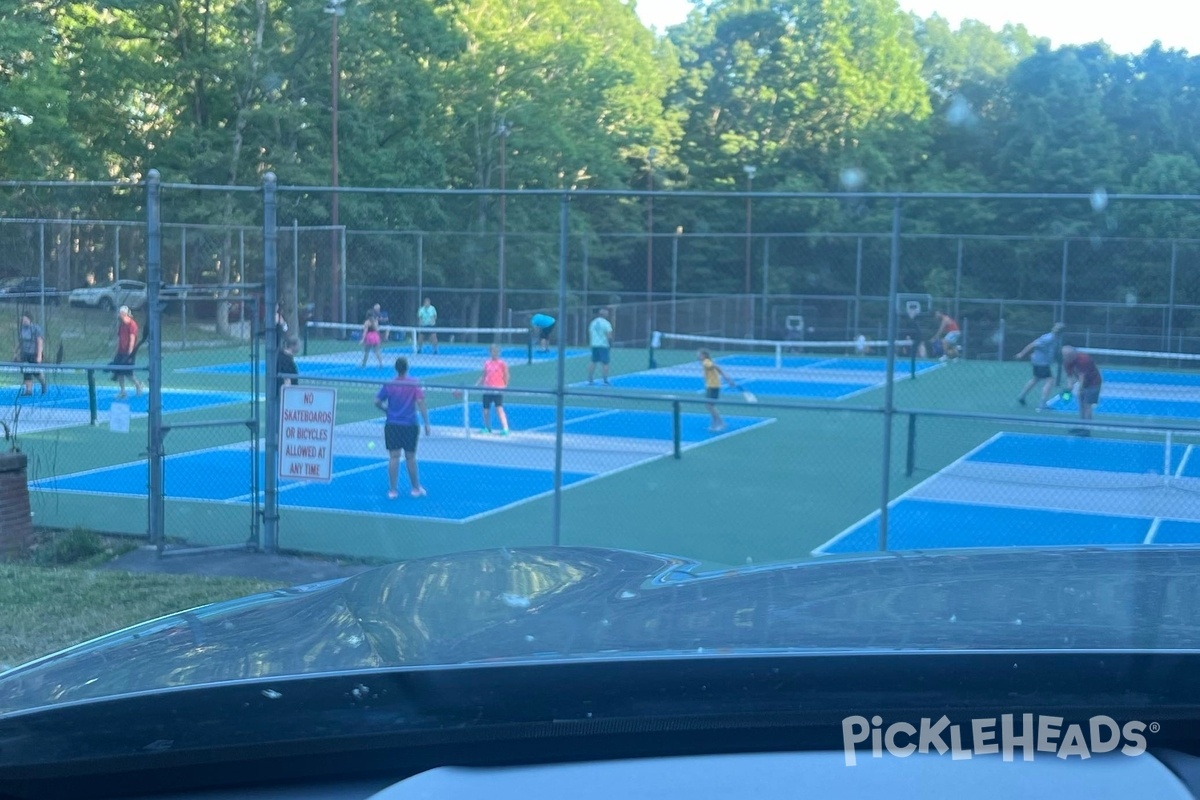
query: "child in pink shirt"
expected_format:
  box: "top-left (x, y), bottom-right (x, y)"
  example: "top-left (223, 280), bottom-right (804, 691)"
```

top-left (475, 344), bottom-right (510, 435)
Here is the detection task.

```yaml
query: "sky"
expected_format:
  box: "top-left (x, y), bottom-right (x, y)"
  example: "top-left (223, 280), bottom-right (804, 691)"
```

top-left (633, 0), bottom-right (1200, 56)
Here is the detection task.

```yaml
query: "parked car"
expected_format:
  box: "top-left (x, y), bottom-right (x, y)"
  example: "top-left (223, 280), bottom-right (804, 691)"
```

top-left (0, 277), bottom-right (58, 304)
top-left (68, 280), bottom-right (147, 311)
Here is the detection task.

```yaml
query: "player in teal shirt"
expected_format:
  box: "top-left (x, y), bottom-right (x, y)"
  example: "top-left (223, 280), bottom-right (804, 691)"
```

top-left (417, 297), bottom-right (438, 354)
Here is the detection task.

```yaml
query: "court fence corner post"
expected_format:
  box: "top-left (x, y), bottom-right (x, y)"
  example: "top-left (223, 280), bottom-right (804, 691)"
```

top-left (145, 168), bottom-right (165, 554)
top-left (878, 197), bottom-right (902, 553)
top-left (551, 191), bottom-right (570, 547)
top-left (261, 172), bottom-right (279, 554)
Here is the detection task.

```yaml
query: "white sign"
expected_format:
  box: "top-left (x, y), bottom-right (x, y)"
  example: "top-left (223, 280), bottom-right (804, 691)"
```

top-left (279, 386), bottom-right (336, 482)
top-left (109, 402), bottom-right (131, 433)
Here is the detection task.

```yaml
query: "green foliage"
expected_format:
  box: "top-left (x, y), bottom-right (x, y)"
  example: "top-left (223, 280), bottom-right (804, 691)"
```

top-left (31, 528), bottom-right (136, 568)
top-left (3, 0), bottom-right (1200, 307)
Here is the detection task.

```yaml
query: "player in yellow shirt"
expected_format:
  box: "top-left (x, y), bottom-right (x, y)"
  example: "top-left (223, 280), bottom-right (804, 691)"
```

top-left (699, 349), bottom-right (736, 432)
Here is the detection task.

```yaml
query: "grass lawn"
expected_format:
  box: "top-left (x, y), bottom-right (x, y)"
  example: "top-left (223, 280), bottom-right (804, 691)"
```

top-left (0, 563), bottom-right (282, 670)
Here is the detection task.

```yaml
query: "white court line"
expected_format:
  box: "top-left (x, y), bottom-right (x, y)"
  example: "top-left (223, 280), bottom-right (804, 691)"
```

top-left (525, 408), bottom-right (622, 434)
top-left (832, 361), bottom-right (947, 401)
top-left (800, 357), bottom-right (841, 369)
top-left (1176, 445), bottom-right (1194, 479)
top-left (1144, 518), bottom-right (1163, 545)
top-left (811, 431), bottom-right (1004, 556)
top-left (225, 460), bottom-right (386, 504)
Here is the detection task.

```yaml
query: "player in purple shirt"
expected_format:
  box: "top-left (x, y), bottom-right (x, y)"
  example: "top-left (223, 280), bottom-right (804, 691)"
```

top-left (374, 357), bottom-right (431, 499)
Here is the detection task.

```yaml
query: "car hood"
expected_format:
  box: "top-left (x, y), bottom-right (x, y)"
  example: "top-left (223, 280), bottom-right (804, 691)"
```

top-left (2, 545), bottom-right (1199, 713)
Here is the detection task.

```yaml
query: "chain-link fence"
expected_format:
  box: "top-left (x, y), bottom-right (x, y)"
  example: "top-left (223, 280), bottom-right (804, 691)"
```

top-left (8, 179), bottom-right (1200, 567)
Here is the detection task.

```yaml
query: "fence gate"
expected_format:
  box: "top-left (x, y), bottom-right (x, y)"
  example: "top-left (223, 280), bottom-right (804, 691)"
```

top-left (149, 294), bottom-right (264, 556)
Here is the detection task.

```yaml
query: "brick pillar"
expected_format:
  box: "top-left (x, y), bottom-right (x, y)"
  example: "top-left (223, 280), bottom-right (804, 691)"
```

top-left (0, 452), bottom-right (32, 560)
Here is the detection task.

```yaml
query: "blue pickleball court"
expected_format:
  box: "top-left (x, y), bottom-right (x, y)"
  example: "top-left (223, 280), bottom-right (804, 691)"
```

top-left (817, 432), bottom-right (1200, 554)
top-left (31, 403), bottom-right (775, 523)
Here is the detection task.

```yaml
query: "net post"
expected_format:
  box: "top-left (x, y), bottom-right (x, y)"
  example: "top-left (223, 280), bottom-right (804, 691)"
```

top-left (462, 388), bottom-right (470, 438)
top-left (905, 413), bottom-right (916, 477)
top-left (775, 343), bottom-right (782, 369)
top-left (1165, 431), bottom-right (1173, 486)
top-left (672, 399), bottom-right (682, 460)
top-left (87, 368), bottom-right (97, 426)
top-left (303, 321), bottom-right (310, 356)
top-left (527, 328), bottom-right (533, 365)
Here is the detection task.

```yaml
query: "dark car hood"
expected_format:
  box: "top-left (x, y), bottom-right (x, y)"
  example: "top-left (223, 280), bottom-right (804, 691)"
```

top-left (3, 545), bottom-right (1200, 713)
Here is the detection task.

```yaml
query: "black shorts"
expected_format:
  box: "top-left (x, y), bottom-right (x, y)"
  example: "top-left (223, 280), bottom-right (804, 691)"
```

top-left (1032, 364), bottom-right (1052, 380)
top-left (705, 387), bottom-right (720, 400)
top-left (20, 353), bottom-right (40, 381)
top-left (538, 323), bottom-right (555, 339)
top-left (1079, 386), bottom-right (1101, 406)
top-left (384, 423), bottom-right (419, 453)
top-left (591, 347), bottom-right (610, 364)
top-left (110, 352), bottom-right (135, 379)
top-left (482, 392), bottom-right (503, 409)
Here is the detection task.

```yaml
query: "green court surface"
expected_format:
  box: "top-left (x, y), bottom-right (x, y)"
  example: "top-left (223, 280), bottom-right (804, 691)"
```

top-left (19, 339), bottom-right (1195, 571)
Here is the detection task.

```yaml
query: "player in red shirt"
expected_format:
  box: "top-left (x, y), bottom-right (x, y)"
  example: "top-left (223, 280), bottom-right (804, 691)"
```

top-left (112, 305), bottom-right (143, 399)
top-left (1061, 345), bottom-right (1102, 436)
top-left (931, 311), bottom-right (961, 361)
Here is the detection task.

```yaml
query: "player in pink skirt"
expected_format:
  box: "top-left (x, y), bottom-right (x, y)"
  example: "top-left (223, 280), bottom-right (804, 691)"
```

top-left (360, 307), bottom-right (384, 368)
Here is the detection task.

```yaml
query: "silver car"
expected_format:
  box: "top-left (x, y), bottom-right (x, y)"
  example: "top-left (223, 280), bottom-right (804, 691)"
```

top-left (67, 279), bottom-right (147, 311)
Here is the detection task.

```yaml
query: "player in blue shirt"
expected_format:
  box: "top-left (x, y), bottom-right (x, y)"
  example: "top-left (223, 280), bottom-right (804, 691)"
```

top-left (530, 313), bottom-right (555, 352)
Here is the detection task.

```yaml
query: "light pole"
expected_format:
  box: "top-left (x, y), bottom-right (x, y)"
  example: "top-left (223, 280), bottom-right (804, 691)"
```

top-left (326, 0), bottom-right (345, 324)
top-left (496, 119), bottom-right (511, 329)
top-left (743, 164), bottom-right (756, 337)
top-left (646, 147), bottom-right (657, 338)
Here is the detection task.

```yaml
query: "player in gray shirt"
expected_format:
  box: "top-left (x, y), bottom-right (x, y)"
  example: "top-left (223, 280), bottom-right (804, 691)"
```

top-left (1015, 322), bottom-right (1065, 410)
top-left (15, 313), bottom-right (46, 396)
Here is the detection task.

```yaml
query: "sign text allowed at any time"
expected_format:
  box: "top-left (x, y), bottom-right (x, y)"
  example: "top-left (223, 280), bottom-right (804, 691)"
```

top-left (279, 386), bottom-right (336, 482)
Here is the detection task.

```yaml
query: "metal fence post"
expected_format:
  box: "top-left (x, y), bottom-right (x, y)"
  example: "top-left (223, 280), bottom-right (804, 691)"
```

top-left (582, 235), bottom-right (590, 345)
top-left (1168, 240), bottom-right (1177, 351)
top-left (262, 173), bottom-right (280, 553)
top-left (552, 192), bottom-right (570, 546)
top-left (853, 236), bottom-right (863, 334)
top-left (145, 170), bottom-right (165, 553)
top-left (671, 229), bottom-right (679, 335)
top-left (416, 233), bottom-right (424, 316)
top-left (954, 237), bottom-right (963, 320)
top-left (878, 198), bottom-right (902, 552)
top-left (180, 228), bottom-right (188, 349)
top-left (761, 237), bottom-right (770, 336)
top-left (38, 219), bottom-right (46, 328)
top-left (340, 225), bottom-right (348, 326)
top-left (292, 219), bottom-right (300, 334)
top-left (1060, 238), bottom-right (1069, 323)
